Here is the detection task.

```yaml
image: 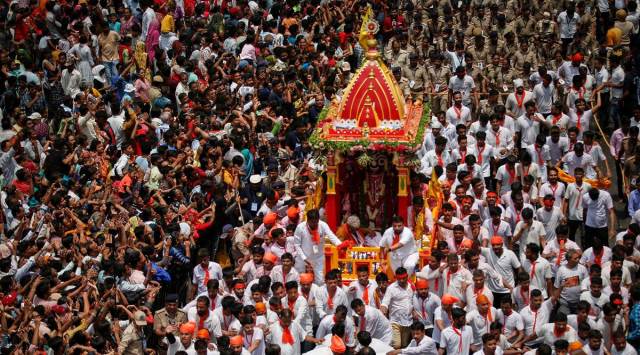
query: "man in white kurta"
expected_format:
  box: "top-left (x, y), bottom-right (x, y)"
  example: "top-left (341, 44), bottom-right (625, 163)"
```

top-left (351, 299), bottom-right (393, 345)
top-left (380, 216), bottom-right (420, 275)
top-left (293, 209), bottom-right (342, 284)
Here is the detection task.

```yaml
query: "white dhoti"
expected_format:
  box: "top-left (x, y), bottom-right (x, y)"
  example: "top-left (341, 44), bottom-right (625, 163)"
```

top-left (390, 252), bottom-right (420, 275)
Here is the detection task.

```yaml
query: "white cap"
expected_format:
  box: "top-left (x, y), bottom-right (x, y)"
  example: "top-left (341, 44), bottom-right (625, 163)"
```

top-left (0, 243), bottom-right (11, 259)
top-left (124, 83), bottom-right (135, 92)
top-left (249, 175), bottom-right (262, 184)
top-left (513, 79), bottom-right (524, 88)
top-left (431, 120), bottom-right (443, 129)
top-left (28, 112), bottom-right (42, 120)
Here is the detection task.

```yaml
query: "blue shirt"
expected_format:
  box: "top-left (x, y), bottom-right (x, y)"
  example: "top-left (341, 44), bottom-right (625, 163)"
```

top-left (629, 303), bottom-right (640, 340)
top-left (629, 190), bottom-right (640, 218)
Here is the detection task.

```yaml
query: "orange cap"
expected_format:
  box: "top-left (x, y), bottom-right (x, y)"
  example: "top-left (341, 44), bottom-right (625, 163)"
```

top-left (287, 206), bottom-right (299, 219)
top-left (461, 239), bottom-right (473, 248)
top-left (263, 212), bottom-right (277, 225)
top-left (179, 322), bottom-right (196, 334)
top-left (197, 329), bottom-right (210, 340)
top-left (264, 252), bottom-right (278, 264)
top-left (330, 335), bottom-right (346, 353)
top-left (300, 273), bottom-right (314, 284)
top-left (490, 236), bottom-right (503, 245)
top-left (569, 341), bottom-right (583, 351)
top-left (415, 279), bottom-right (429, 289)
top-left (476, 294), bottom-right (490, 305)
top-left (255, 302), bottom-right (266, 314)
top-left (230, 335), bottom-right (244, 346)
top-left (442, 294), bottom-right (460, 305)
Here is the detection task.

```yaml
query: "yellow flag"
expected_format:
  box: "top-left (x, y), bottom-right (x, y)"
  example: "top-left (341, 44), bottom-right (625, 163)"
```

top-left (358, 5), bottom-right (374, 51)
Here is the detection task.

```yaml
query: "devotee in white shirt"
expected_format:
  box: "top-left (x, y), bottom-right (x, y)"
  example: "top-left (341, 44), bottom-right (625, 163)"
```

top-left (293, 208), bottom-right (343, 284)
top-left (380, 216), bottom-right (420, 275)
top-left (387, 321), bottom-right (438, 355)
top-left (439, 307), bottom-right (474, 355)
top-left (351, 299), bottom-right (393, 345)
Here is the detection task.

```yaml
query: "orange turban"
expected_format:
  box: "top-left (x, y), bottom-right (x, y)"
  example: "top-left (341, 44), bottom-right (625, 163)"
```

top-left (264, 252), bottom-right (278, 264)
top-left (490, 236), bottom-right (503, 245)
top-left (263, 212), bottom-right (277, 225)
top-left (197, 329), bottom-right (210, 340)
top-left (569, 341), bottom-right (583, 351)
top-left (300, 273), bottom-right (314, 284)
top-left (476, 294), bottom-right (490, 305)
top-left (179, 322), bottom-right (196, 334)
top-left (461, 239), bottom-right (473, 248)
top-left (442, 294), bottom-right (460, 305)
top-left (415, 279), bottom-right (429, 289)
top-left (255, 302), bottom-right (266, 314)
top-left (330, 335), bottom-right (346, 353)
top-left (287, 207), bottom-right (299, 219)
top-left (230, 335), bottom-right (244, 346)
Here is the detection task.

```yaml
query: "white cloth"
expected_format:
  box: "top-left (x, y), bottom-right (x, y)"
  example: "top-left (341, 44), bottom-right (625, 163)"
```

top-left (440, 325), bottom-right (474, 355)
top-left (192, 262), bottom-right (223, 295)
top-left (355, 306), bottom-right (392, 344)
top-left (381, 281), bottom-right (415, 327)
top-left (583, 190), bottom-right (613, 228)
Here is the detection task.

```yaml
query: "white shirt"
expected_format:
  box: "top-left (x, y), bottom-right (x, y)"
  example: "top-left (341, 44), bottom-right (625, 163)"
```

top-left (441, 267), bottom-right (473, 300)
top-left (355, 306), bottom-right (392, 344)
top-left (557, 11), bottom-right (580, 38)
top-left (379, 227), bottom-right (418, 261)
top-left (564, 182), bottom-right (591, 220)
top-left (449, 75), bottom-right (476, 106)
top-left (381, 281), bottom-right (415, 326)
top-left (187, 308), bottom-right (222, 338)
top-left (269, 265), bottom-right (300, 284)
top-left (440, 325), bottom-right (473, 354)
top-left (413, 292), bottom-right (441, 329)
top-left (561, 151), bottom-right (597, 179)
top-left (516, 114), bottom-right (544, 148)
top-left (611, 65), bottom-right (625, 99)
top-left (495, 309), bottom-right (525, 340)
top-left (583, 189), bottom-right (613, 228)
top-left (401, 336), bottom-right (438, 354)
top-left (546, 136), bottom-right (570, 164)
top-left (192, 262), bottom-right (223, 295)
top-left (472, 144), bottom-right (495, 177)
top-left (521, 257), bottom-right (553, 298)
top-left (546, 113), bottom-right (571, 134)
top-left (537, 323), bottom-right (577, 346)
top-left (536, 206), bottom-right (564, 242)
top-left (554, 264), bottom-right (589, 303)
top-left (514, 220), bottom-right (546, 255)
top-left (482, 219), bottom-right (513, 246)
top-left (266, 320), bottom-right (306, 355)
top-left (506, 91), bottom-right (534, 119)
top-left (533, 82), bottom-right (556, 114)
top-left (568, 109), bottom-right (594, 139)
top-left (315, 314), bottom-right (356, 347)
top-left (487, 127), bottom-right (515, 157)
top-left (495, 164), bottom-right (518, 195)
top-left (347, 280), bottom-right (378, 308)
top-left (282, 295), bottom-right (312, 335)
top-left (580, 246), bottom-right (612, 267)
top-left (480, 247), bottom-right (521, 293)
top-left (539, 182), bottom-right (565, 207)
top-left (446, 104), bottom-right (472, 126)
top-left (611, 344), bottom-right (639, 355)
top-left (293, 220), bottom-right (341, 262)
top-left (242, 327), bottom-right (265, 355)
top-left (313, 285), bottom-right (348, 320)
top-left (520, 299), bottom-right (554, 346)
top-left (466, 308), bottom-right (498, 346)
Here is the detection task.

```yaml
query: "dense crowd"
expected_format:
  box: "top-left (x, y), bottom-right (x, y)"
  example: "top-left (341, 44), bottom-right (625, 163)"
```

top-left (0, 0), bottom-right (640, 354)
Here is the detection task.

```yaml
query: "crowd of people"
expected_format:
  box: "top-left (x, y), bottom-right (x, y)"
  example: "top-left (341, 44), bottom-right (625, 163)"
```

top-left (0, 0), bottom-right (640, 354)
